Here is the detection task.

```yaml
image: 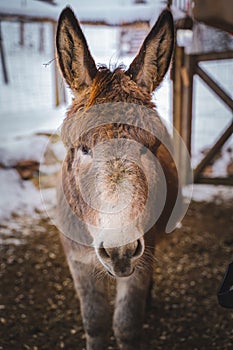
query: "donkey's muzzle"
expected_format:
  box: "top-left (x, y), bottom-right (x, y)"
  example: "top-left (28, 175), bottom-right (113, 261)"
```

top-left (97, 238), bottom-right (144, 278)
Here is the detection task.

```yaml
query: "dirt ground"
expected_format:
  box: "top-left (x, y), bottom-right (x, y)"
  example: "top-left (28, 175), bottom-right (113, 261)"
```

top-left (0, 200), bottom-right (233, 350)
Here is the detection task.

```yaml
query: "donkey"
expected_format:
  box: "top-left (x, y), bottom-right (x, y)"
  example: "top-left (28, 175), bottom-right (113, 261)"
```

top-left (56, 6), bottom-right (179, 350)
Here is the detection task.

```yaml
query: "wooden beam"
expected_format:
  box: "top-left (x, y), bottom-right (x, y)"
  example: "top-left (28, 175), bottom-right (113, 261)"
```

top-left (0, 13), bottom-right (56, 24)
top-left (0, 13), bottom-right (149, 27)
top-left (192, 51), bottom-right (233, 63)
top-left (195, 177), bottom-right (233, 186)
top-left (196, 65), bottom-right (233, 112)
top-left (193, 0), bottom-right (233, 34)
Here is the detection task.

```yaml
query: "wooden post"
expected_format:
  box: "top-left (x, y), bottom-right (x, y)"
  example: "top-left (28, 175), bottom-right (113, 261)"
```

top-left (172, 45), bottom-right (192, 183)
top-left (52, 23), bottom-right (59, 106)
top-left (39, 23), bottom-right (45, 53)
top-left (172, 46), bottom-right (194, 184)
top-left (52, 22), bottom-right (66, 107)
top-left (0, 21), bottom-right (9, 84)
top-left (181, 53), bottom-right (194, 154)
top-left (172, 45), bottom-right (187, 181)
top-left (173, 45), bottom-right (185, 138)
top-left (179, 53), bottom-right (194, 184)
top-left (19, 21), bottom-right (25, 47)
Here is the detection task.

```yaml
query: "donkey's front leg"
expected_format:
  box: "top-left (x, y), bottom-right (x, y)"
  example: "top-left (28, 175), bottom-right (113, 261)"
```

top-left (113, 272), bottom-right (152, 350)
top-left (70, 261), bottom-right (111, 350)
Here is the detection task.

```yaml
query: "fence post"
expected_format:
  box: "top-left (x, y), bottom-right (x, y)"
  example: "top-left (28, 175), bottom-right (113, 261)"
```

top-left (172, 45), bottom-right (185, 179)
top-left (19, 21), bottom-right (25, 47)
top-left (0, 21), bottom-right (9, 84)
top-left (181, 53), bottom-right (194, 155)
top-left (52, 22), bottom-right (66, 107)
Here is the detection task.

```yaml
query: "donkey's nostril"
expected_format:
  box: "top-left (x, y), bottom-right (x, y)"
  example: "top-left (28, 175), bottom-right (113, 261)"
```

top-left (133, 239), bottom-right (144, 258)
top-left (98, 242), bottom-right (110, 260)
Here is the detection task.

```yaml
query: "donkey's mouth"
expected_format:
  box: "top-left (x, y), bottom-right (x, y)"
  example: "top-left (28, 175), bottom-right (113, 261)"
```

top-left (107, 267), bottom-right (135, 278)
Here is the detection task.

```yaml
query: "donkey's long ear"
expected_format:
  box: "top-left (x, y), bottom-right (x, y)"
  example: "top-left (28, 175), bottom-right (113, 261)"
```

top-left (56, 7), bottom-right (97, 93)
top-left (126, 9), bottom-right (174, 93)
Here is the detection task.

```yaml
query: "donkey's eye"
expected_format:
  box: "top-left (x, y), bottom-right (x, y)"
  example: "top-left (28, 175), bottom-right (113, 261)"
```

top-left (140, 145), bottom-right (148, 155)
top-left (80, 144), bottom-right (92, 156)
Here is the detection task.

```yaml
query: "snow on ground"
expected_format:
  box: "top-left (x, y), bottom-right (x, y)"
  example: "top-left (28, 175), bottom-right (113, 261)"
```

top-left (0, 169), bottom-right (41, 219)
top-left (0, 4), bottom-right (232, 232)
top-left (183, 184), bottom-right (233, 204)
top-left (0, 135), bottom-right (48, 167)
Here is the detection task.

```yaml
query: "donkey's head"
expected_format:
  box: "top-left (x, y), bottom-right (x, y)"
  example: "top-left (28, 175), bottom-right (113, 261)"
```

top-left (56, 7), bottom-right (174, 277)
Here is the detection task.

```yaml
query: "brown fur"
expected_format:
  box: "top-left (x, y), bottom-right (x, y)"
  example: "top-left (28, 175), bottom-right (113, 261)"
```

top-left (66, 67), bottom-right (155, 117)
